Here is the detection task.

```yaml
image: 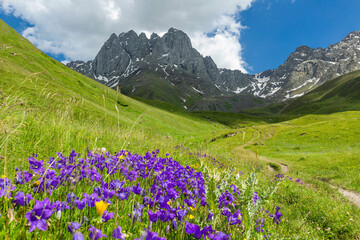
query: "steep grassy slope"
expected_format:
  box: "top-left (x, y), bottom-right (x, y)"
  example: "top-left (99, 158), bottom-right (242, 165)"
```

top-left (0, 19), bottom-right (222, 163)
top-left (282, 69), bottom-right (360, 114)
top-left (1, 19), bottom-right (360, 239)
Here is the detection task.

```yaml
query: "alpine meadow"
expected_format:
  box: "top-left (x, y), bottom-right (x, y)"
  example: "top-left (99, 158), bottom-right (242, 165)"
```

top-left (1, 7), bottom-right (360, 240)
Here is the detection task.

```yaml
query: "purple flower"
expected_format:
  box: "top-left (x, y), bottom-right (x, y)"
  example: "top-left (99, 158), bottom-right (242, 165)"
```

top-left (130, 203), bottom-right (144, 223)
top-left (102, 210), bottom-right (115, 222)
top-left (159, 210), bottom-right (170, 222)
top-left (275, 174), bottom-right (285, 181)
top-left (76, 198), bottom-right (86, 210)
top-left (221, 208), bottom-right (232, 217)
top-left (252, 192), bottom-right (260, 205)
top-left (68, 221), bottom-right (82, 233)
top-left (0, 178), bottom-right (16, 198)
top-left (230, 184), bottom-right (240, 195)
top-left (256, 218), bottom-right (264, 232)
top-left (118, 187), bottom-right (130, 201)
top-left (148, 210), bottom-right (159, 223)
top-left (176, 208), bottom-right (187, 222)
top-left (218, 191), bottom-right (235, 208)
top-left (269, 206), bottom-right (282, 225)
top-left (185, 222), bottom-right (202, 239)
top-left (67, 192), bottom-right (77, 204)
top-left (28, 157), bottom-right (45, 175)
top-left (213, 231), bottom-right (231, 240)
top-left (25, 198), bottom-right (55, 232)
top-left (112, 224), bottom-right (126, 239)
top-left (172, 218), bottom-right (178, 230)
top-left (200, 198), bottom-right (207, 206)
top-left (102, 188), bottom-right (115, 200)
top-left (186, 222), bottom-right (215, 239)
top-left (83, 192), bottom-right (99, 207)
top-left (206, 212), bottom-right (214, 222)
top-left (54, 201), bottom-right (70, 212)
top-left (16, 170), bottom-right (33, 184)
top-left (228, 209), bottom-right (242, 225)
top-left (144, 229), bottom-right (166, 240)
top-left (13, 191), bottom-right (32, 206)
top-left (73, 232), bottom-right (85, 240)
top-left (88, 225), bottom-right (107, 240)
top-left (89, 168), bottom-right (102, 182)
top-left (201, 225), bottom-right (215, 239)
top-left (184, 198), bottom-right (196, 207)
top-left (68, 221), bottom-right (84, 240)
top-left (132, 183), bottom-right (142, 195)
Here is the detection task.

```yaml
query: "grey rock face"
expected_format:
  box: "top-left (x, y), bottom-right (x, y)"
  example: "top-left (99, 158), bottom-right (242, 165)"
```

top-left (244, 31), bottom-right (360, 100)
top-left (68, 29), bottom-right (360, 109)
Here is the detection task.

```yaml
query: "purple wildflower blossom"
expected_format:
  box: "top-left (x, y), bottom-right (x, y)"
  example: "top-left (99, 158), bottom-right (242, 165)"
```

top-left (148, 209), bottom-right (159, 223)
top-left (25, 198), bottom-right (55, 232)
top-left (256, 218), bottom-right (265, 232)
top-left (102, 210), bottom-right (115, 222)
top-left (269, 206), bottom-right (282, 224)
top-left (68, 221), bottom-right (82, 233)
top-left (0, 178), bottom-right (16, 198)
top-left (252, 192), bottom-right (260, 205)
top-left (207, 211), bottom-right (214, 222)
top-left (218, 191), bottom-right (235, 208)
top-left (68, 222), bottom-right (84, 240)
top-left (228, 209), bottom-right (242, 225)
top-left (213, 231), bottom-right (231, 240)
top-left (112, 224), bottom-right (126, 239)
top-left (76, 198), bottom-right (86, 210)
top-left (186, 222), bottom-right (202, 238)
top-left (144, 229), bottom-right (166, 240)
top-left (88, 225), bottom-right (107, 240)
top-left (28, 157), bottom-right (45, 175)
top-left (13, 191), bottom-right (32, 206)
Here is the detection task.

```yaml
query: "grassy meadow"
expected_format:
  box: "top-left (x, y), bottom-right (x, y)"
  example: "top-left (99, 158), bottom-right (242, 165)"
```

top-left (1, 19), bottom-right (360, 239)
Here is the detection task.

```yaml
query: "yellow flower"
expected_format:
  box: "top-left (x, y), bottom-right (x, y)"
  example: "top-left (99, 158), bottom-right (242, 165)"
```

top-left (125, 152), bottom-right (128, 156)
top-left (95, 200), bottom-right (109, 216)
top-left (167, 200), bottom-right (171, 205)
top-left (190, 207), bottom-right (196, 211)
top-left (1, 175), bottom-right (7, 178)
top-left (32, 180), bottom-right (41, 186)
top-left (119, 155), bottom-right (124, 160)
top-left (188, 215), bottom-right (194, 220)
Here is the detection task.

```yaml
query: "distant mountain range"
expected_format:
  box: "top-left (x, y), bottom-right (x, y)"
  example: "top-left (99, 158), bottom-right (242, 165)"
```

top-left (68, 28), bottom-right (360, 111)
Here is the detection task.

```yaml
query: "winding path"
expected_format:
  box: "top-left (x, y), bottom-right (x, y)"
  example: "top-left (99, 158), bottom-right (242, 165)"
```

top-left (230, 126), bottom-right (360, 208)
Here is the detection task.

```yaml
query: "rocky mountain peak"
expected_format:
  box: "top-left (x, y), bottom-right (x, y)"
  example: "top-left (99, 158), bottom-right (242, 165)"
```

top-left (68, 28), bottom-right (360, 111)
top-left (161, 27), bottom-right (193, 52)
top-left (150, 33), bottom-right (160, 39)
top-left (343, 31), bottom-right (360, 42)
top-left (294, 45), bottom-right (313, 54)
top-left (109, 33), bottom-right (118, 40)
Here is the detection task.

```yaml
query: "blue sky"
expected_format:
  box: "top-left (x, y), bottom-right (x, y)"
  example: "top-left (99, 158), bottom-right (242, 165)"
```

top-left (240, 0), bottom-right (360, 73)
top-left (1, 0), bottom-right (360, 74)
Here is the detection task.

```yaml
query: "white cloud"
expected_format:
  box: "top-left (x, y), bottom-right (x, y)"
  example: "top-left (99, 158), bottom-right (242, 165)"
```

top-left (191, 15), bottom-right (248, 72)
top-left (0, 0), bottom-right (254, 71)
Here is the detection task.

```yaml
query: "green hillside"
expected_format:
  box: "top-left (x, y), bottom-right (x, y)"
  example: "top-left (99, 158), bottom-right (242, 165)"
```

top-left (282, 69), bottom-right (360, 114)
top-left (0, 19), bottom-right (220, 161)
top-left (0, 19), bottom-right (360, 239)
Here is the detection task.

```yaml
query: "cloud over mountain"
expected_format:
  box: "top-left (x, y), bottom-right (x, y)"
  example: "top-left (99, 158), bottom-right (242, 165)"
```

top-left (0, 0), bottom-right (254, 71)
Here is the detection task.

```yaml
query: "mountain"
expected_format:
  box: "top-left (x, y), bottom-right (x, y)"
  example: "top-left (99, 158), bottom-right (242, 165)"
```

top-left (68, 28), bottom-right (360, 111)
top-left (281, 69), bottom-right (360, 114)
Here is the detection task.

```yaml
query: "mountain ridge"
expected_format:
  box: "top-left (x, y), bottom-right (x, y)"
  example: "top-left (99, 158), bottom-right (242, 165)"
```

top-left (68, 28), bottom-right (360, 111)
